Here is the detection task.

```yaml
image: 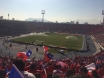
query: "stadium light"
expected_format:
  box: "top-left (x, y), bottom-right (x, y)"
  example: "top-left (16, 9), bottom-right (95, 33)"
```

top-left (102, 10), bottom-right (104, 24)
top-left (41, 10), bottom-right (45, 22)
top-left (8, 14), bottom-right (9, 20)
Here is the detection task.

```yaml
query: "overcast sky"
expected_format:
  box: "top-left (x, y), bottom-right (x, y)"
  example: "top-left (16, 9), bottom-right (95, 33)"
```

top-left (0, 0), bottom-right (104, 24)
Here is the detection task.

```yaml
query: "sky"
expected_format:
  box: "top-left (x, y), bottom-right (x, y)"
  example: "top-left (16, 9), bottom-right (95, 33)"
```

top-left (0, 0), bottom-right (104, 24)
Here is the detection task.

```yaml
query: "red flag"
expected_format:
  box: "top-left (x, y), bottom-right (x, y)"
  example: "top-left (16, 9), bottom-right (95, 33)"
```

top-left (17, 50), bottom-right (32, 60)
top-left (43, 46), bottom-right (48, 52)
top-left (17, 52), bottom-right (28, 60)
top-left (43, 46), bottom-right (51, 62)
top-left (44, 55), bottom-right (50, 62)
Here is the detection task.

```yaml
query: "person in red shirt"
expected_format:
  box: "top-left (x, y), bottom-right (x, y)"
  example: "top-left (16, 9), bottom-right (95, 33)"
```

top-left (48, 62), bottom-right (54, 73)
top-left (75, 63), bottom-right (80, 74)
top-left (97, 66), bottom-right (104, 77)
top-left (45, 62), bottom-right (54, 74)
top-left (28, 62), bottom-right (42, 76)
top-left (53, 64), bottom-right (64, 78)
top-left (91, 70), bottom-right (100, 78)
top-left (79, 67), bottom-right (92, 78)
top-left (25, 62), bottom-right (30, 71)
top-left (70, 63), bottom-right (75, 70)
top-left (66, 69), bottom-right (74, 78)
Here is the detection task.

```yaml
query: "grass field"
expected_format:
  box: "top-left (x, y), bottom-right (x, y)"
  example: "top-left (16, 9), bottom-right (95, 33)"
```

top-left (14, 33), bottom-right (83, 51)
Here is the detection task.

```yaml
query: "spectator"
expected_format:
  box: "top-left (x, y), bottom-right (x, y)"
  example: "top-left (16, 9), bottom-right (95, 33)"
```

top-left (97, 66), bottom-right (104, 77)
top-left (91, 70), bottom-right (100, 78)
top-left (35, 73), bottom-right (41, 78)
top-left (53, 64), bottom-right (63, 78)
top-left (47, 72), bottom-right (53, 78)
top-left (28, 62), bottom-right (37, 75)
top-left (28, 62), bottom-right (42, 77)
top-left (13, 59), bottom-right (36, 78)
top-left (69, 75), bottom-right (83, 78)
top-left (66, 69), bottom-right (74, 78)
top-left (0, 70), bottom-right (6, 78)
top-left (79, 67), bottom-right (92, 78)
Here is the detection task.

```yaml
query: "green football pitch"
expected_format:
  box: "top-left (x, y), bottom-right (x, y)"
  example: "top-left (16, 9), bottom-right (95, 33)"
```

top-left (14, 33), bottom-right (83, 51)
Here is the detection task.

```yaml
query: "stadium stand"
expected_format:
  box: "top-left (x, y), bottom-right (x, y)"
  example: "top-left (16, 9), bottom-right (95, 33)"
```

top-left (0, 20), bottom-right (104, 78)
top-left (0, 20), bottom-right (104, 35)
top-left (0, 50), bottom-right (103, 78)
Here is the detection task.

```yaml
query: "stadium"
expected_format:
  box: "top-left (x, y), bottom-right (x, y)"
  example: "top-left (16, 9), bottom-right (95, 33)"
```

top-left (1, 20), bottom-right (104, 59)
top-left (0, 1), bottom-right (104, 77)
top-left (0, 18), bottom-right (104, 77)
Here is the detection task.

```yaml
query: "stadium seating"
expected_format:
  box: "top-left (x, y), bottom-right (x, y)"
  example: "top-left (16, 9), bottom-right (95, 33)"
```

top-left (0, 50), bottom-right (103, 78)
top-left (0, 20), bottom-right (104, 36)
top-left (0, 20), bottom-right (104, 78)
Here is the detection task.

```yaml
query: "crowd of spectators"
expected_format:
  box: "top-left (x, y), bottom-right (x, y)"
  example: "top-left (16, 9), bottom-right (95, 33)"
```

top-left (93, 34), bottom-right (104, 48)
top-left (0, 20), bottom-right (104, 47)
top-left (0, 20), bottom-right (27, 37)
top-left (0, 50), bottom-right (104, 78)
top-left (0, 20), bottom-right (104, 78)
top-left (25, 22), bottom-right (104, 35)
top-left (0, 20), bottom-right (104, 36)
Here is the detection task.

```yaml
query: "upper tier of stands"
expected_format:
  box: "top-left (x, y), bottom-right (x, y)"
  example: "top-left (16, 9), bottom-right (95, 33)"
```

top-left (0, 20), bottom-right (104, 36)
top-left (0, 20), bottom-right (104, 47)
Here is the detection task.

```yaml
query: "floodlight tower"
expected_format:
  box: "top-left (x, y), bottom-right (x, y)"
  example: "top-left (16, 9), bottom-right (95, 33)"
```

top-left (41, 10), bottom-right (45, 22)
top-left (8, 14), bottom-right (9, 20)
top-left (103, 16), bottom-right (104, 24)
top-left (102, 10), bottom-right (104, 24)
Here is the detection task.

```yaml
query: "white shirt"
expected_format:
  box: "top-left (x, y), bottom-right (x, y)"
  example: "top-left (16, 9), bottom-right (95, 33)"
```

top-left (53, 70), bottom-right (63, 78)
top-left (21, 71), bottom-right (36, 78)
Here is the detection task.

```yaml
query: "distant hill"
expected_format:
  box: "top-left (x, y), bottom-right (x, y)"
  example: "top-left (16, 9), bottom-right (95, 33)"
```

top-left (25, 18), bottom-right (100, 24)
top-left (25, 18), bottom-right (52, 22)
